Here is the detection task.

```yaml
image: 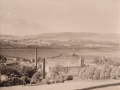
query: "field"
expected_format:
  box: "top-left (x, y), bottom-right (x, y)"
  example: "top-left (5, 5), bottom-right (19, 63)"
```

top-left (0, 48), bottom-right (120, 63)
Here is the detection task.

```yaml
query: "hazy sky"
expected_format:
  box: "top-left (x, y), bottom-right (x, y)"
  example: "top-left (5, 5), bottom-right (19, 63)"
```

top-left (0, 0), bottom-right (120, 36)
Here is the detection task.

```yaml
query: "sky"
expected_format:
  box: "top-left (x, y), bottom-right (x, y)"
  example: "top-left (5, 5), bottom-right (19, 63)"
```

top-left (0, 0), bottom-right (120, 36)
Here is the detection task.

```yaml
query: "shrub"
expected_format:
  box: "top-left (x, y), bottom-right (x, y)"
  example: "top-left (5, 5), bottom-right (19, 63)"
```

top-left (110, 67), bottom-right (118, 79)
top-left (81, 67), bottom-right (91, 80)
top-left (0, 56), bottom-right (7, 63)
top-left (0, 77), bottom-right (26, 87)
top-left (78, 67), bottom-right (87, 79)
top-left (30, 71), bottom-right (43, 85)
top-left (100, 68), bottom-right (106, 79)
top-left (0, 81), bottom-right (7, 87)
top-left (116, 67), bottom-right (120, 79)
top-left (0, 65), bottom-right (20, 76)
top-left (0, 55), bottom-right (3, 60)
top-left (93, 68), bottom-right (101, 80)
top-left (19, 76), bottom-right (30, 85)
top-left (15, 65), bottom-right (36, 78)
top-left (87, 67), bottom-right (97, 79)
top-left (0, 65), bottom-right (7, 75)
top-left (104, 67), bottom-right (112, 79)
top-left (39, 79), bottom-right (48, 85)
top-left (66, 75), bottom-right (73, 80)
top-left (54, 75), bottom-right (65, 83)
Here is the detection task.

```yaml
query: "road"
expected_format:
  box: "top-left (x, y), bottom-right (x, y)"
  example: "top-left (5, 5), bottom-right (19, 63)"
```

top-left (0, 80), bottom-right (120, 90)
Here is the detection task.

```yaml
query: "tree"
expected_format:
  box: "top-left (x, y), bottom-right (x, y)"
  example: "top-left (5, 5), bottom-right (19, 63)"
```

top-left (0, 65), bottom-right (20, 76)
top-left (110, 67), bottom-right (118, 79)
top-left (93, 68), bottom-right (101, 80)
top-left (78, 67), bottom-right (87, 79)
top-left (72, 53), bottom-right (76, 57)
top-left (104, 67), bottom-right (112, 79)
top-left (82, 67), bottom-right (90, 80)
top-left (116, 67), bottom-right (120, 79)
top-left (0, 57), bottom-right (7, 63)
top-left (0, 65), bottom-right (7, 75)
top-left (17, 66), bottom-right (36, 78)
top-left (87, 67), bottom-right (97, 80)
top-left (50, 64), bottom-right (63, 79)
top-left (30, 71), bottom-right (43, 85)
top-left (0, 55), bottom-right (3, 60)
top-left (99, 68), bottom-right (106, 79)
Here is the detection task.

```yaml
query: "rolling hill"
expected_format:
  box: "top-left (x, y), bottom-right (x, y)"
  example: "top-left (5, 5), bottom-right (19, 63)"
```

top-left (0, 32), bottom-right (120, 49)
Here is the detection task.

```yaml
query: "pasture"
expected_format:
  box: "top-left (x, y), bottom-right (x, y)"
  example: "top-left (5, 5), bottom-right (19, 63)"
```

top-left (0, 48), bottom-right (120, 63)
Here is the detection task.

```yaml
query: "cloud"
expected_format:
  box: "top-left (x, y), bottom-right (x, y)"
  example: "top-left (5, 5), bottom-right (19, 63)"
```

top-left (0, 12), bottom-right (47, 36)
top-left (0, 0), bottom-right (120, 36)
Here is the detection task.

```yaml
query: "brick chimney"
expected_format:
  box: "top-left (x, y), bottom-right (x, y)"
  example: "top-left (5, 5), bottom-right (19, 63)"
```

top-left (79, 57), bottom-right (84, 67)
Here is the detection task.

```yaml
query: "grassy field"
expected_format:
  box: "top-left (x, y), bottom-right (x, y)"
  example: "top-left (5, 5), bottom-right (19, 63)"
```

top-left (0, 48), bottom-right (120, 63)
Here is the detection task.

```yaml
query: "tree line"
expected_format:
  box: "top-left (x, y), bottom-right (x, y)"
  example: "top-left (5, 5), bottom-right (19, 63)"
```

top-left (79, 65), bottom-right (120, 80)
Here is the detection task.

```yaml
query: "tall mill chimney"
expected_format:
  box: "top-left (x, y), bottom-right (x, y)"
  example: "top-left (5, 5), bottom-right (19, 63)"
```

top-left (79, 57), bottom-right (84, 67)
top-left (35, 47), bottom-right (37, 70)
top-left (42, 58), bottom-right (45, 79)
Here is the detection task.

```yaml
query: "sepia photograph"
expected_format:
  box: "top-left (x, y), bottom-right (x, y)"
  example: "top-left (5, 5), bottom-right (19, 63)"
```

top-left (0, 0), bottom-right (120, 90)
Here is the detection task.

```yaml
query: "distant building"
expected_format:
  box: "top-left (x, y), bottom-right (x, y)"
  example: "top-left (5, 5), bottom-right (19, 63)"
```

top-left (37, 63), bottom-right (81, 74)
top-left (41, 57), bottom-right (85, 73)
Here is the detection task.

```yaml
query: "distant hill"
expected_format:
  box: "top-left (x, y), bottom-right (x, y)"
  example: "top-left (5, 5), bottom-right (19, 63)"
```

top-left (33, 32), bottom-right (120, 41)
top-left (1, 32), bottom-right (120, 41)
top-left (0, 32), bottom-right (120, 49)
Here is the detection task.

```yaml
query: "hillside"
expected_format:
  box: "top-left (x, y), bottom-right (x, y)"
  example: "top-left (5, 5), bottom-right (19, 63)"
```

top-left (0, 32), bottom-right (120, 49)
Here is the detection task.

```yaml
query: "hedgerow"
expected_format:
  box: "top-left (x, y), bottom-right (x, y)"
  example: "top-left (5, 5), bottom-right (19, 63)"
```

top-left (78, 66), bottom-right (120, 80)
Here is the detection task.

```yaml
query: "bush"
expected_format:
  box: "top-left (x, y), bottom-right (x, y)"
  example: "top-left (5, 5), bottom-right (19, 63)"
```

top-left (110, 67), bottom-right (118, 79)
top-left (115, 67), bottom-right (120, 79)
top-left (38, 77), bottom-right (51, 85)
top-left (0, 77), bottom-right (27, 87)
top-left (15, 65), bottom-right (36, 78)
top-left (93, 68), bottom-right (101, 80)
top-left (30, 71), bottom-right (43, 85)
top-left (86, 67), bottom-right (97, 80)
top-left (39, 79), bottom-right (48, 85)
top-left (0, 56), bottom-right (7, 63)
top-left (105, 67), bottom-right (112, 79)
top-left (78, 65), bottom-right (120, 80)
top-left (19, 76), bottom-right (30, 85)
top-left (81, 67), bottom-right (91, 80)
top-left (78, 67), bottom-right (87, 79)
top-left (0, 65), bottom-right (20, 76)
top-left (66, 75), bottom-right (73, 80)
top-left (0, 65), bottom-right (7, 75)
top-left (54, 75), bottom-right (65, 83)
top-left (0, 81), bottom-right (7, 87)
top-left (100, 68), bottom-right (106, 79)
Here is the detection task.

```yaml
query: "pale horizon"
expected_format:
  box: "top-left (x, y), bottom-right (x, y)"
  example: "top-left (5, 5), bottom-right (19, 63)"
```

top-left (0, 0), bottom-right (120, 36)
